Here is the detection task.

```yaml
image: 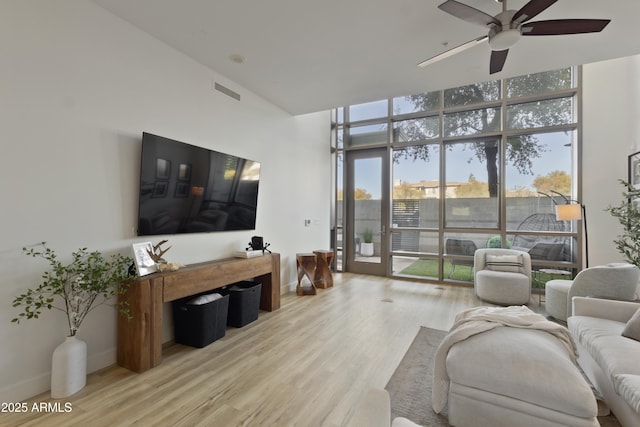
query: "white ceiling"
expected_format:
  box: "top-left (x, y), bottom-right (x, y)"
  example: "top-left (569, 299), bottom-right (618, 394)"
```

top-left (93, 0), bottom-right (640, 115)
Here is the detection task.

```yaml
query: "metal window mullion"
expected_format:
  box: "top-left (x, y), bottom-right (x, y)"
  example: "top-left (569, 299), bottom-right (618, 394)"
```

top-left (500, 78), bottom-right (508, 247)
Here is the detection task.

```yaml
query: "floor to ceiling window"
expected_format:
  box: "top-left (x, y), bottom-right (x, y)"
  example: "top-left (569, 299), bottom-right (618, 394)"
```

top-left (332, 67), bottom-right (581, 288)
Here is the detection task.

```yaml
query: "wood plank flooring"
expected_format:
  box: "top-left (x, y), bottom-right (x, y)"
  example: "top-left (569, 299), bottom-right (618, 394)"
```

top-left (0, 273), bottom-right (546, 427)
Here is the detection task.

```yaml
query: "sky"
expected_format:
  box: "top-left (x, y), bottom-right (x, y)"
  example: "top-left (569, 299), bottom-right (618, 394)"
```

top-left (351, 131), bottom-right (573, 200)
top-left (342, 95), bottom-right (575, 200)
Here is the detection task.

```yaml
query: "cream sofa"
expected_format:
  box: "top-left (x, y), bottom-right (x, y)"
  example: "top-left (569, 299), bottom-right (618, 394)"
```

top-left (568, 297), bottom-right (640, 427)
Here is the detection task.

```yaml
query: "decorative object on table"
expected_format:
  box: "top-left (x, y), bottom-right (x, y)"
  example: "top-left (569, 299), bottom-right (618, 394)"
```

top-left (132, 242), bottom-right (158, 276)
top-left (246, 235), bottom-right (271, 254)
top-left (12, 242), bottom-right (136, 398)
top-left (233, 249), bottom-right (264, 258)
top-left (606, 179), bottom-right (640, 269)
top-left (553, 190), bottom-right (589, 268)
top-left (147, 239), bottom-right (172, 264)
top-left (157, 261), bottom-right (185, 272)
top-left (360, 228), bottom-right (374, 256)
top-left (629, 151), bottom-right (640, 189)
top-left (132, 240), bottom-right (183, 274)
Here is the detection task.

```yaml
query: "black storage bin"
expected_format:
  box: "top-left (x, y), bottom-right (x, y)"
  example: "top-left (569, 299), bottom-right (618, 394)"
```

top-left (225, 281), bottom-right (262, 327)
top-left (172, 292), bottom-right (229, 348)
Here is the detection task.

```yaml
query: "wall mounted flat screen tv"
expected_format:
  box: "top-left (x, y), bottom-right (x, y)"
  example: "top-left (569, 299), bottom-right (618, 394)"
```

top-left (137, 132), bottom-right (260, 236)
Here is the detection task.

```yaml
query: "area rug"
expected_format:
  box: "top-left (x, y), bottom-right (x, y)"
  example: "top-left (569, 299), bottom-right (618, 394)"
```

top-left (385, 326), bottom-right (621, 427)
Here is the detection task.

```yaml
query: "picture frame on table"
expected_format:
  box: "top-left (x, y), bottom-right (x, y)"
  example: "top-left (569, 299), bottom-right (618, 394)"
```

top-left (628, 151), bottom-right (640, 210)
top-left (132, 242), bottom-right (158, 276)
top-left (629, 151), bottom-right (640, 188)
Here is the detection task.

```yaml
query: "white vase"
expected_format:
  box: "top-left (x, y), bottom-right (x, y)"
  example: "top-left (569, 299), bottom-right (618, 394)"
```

top-left (51, 336), bottom-right (87, 399)
top-left (361, 242), bottom-right (374, 257)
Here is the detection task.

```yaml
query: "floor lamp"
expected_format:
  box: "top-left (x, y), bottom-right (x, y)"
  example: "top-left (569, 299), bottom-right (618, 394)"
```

top-left (555, 203), bottom-right (589, 268)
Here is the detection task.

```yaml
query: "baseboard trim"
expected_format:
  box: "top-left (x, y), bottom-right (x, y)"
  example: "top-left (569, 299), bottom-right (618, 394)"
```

top-left (1, 347), bottom-right (117, 402)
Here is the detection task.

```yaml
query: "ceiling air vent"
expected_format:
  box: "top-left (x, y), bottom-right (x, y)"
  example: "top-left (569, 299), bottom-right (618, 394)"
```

top-left (214, 82), bottom-right (240, 101)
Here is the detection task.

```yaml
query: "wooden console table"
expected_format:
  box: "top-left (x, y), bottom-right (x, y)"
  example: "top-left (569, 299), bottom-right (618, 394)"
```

top-left (117, 253), bottom-right (280, 373)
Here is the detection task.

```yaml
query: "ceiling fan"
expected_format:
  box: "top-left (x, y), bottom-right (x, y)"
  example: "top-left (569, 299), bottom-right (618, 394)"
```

top-left (418, 0), bottom-right (611, 74)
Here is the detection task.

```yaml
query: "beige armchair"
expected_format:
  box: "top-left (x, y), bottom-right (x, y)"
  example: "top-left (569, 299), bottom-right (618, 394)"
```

top-left (474, 248), bottom-right (532, 305)
top-left (545, 263), bottom-right (640, 321)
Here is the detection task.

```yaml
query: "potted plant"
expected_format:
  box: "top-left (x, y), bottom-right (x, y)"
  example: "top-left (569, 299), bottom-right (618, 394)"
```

top-left (12, 242), bottom-right (136, 398)
top-left (360, 228), bottom-right (374, 257)
top-left (487, 236), bottom-right (511, 249)
top-left (606, 180), bottom-right (640, 268)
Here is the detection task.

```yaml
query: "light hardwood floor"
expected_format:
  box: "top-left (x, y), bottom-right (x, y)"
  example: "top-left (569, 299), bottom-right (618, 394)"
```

top-left (1, 273), bottom-right (546, 427)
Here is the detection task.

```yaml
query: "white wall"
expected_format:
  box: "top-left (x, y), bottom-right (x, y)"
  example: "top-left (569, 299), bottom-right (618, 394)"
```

top-left (582, 55), bottom-right (640, 265)
top-left (0, 0), bottom-right (330, 401)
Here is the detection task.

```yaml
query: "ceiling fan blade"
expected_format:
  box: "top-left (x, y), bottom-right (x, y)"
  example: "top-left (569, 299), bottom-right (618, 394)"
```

top-left (490, 49), bottom-right (509, 74)
top-left (438, 0), bottom-right (500, 27)
top-left (512, 0), bottom-right (557, 24)
top-left (522, 19), bottom-right (611, 35)
top-left (418, 36), bottom-right (487, 68)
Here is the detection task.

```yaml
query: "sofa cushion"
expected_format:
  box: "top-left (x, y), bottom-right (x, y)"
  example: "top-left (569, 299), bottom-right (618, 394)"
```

top-left (569, 316), bottom-right (640, 376)
top-left (485, 254), bottom-right (524, 273)
top-left (569, 315), bottom-right (640, 410)
top-left (569, 316), bottom-right (625, 350)
top-left (622, 308), bottom-right (640, 342)
top-left (614, 374), bottom-right (640, 412)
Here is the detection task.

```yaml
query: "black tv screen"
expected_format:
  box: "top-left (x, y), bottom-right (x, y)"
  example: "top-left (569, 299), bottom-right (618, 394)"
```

top-left (137, 132), bottom-right (260, 236)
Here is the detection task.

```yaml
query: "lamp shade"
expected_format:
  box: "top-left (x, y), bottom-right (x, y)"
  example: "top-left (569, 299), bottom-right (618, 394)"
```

top-left (555, 203), bottom-right (582, 221)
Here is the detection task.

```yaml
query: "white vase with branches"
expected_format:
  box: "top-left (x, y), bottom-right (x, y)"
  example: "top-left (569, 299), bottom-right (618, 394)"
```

top-left (12, 243), bottom-right (135, 397)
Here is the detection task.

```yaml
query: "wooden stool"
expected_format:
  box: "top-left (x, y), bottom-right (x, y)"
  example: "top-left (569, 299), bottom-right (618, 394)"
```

top-left (313, 250), bottom-right (334, 289)
top-left (296, 253), bottom-right (317, 296)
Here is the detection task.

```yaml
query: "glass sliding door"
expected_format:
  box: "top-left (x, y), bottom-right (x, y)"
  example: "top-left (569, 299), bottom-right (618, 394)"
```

top-left (345, 148), bottom-right (389, 275)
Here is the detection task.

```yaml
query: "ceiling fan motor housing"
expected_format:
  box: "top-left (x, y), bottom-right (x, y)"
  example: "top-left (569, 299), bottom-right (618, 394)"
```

top-left (488, 10), bottom-right (522, 51)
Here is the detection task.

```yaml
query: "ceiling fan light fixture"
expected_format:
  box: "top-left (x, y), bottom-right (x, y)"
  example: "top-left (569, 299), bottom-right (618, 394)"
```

top-left (488, 28), bottom-right (521, 51)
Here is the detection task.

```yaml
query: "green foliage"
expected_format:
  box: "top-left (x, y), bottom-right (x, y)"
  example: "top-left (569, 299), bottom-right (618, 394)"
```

top-left (533, 170), bottom-right (571, 195)
top-left (392, 181), bottom-right (425, 199)
top-left (455, 173), bottom-right (489, 197)
top-left (12, 243), bottom-right (137, 336)
top-left (354, 188), bottom-right (372, 200)
top-left (362, 228), bottom-right (373, 243)
top-left (487, 236), bottom-right (511, 249)
top-left (606, 181), bottom-right (640, 268)
top-left (397, 69), bottom-right (572, 197)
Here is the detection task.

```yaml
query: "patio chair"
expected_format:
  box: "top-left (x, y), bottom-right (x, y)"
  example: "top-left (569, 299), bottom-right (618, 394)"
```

top-left (446, 239), bottom-right (477, 279)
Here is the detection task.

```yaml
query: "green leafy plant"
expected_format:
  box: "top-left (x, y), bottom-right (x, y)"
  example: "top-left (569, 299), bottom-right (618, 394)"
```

top-left (362, 228), bottom-right (373, 243)
top-left (12, 243), bottom-right (137, 336)
top-left (487, 236), bottom-right (511, 249)
top-left (606, 180), bottom-right (640, 268)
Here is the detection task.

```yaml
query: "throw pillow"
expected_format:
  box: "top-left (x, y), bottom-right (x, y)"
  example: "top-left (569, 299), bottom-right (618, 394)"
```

top-left (622, 308), bottom-right (640, 342)
top-left (485, 254), bottom-right (524, 273)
